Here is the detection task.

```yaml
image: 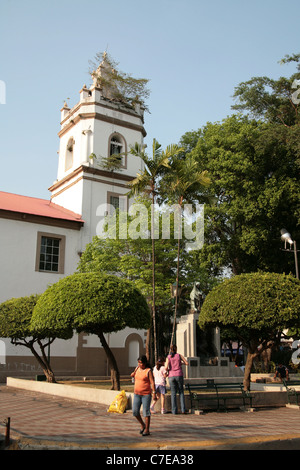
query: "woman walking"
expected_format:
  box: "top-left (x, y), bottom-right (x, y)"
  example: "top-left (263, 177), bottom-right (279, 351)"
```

top-left (165, 345), bottom-right (188, 414)
top-left (150, 357), bottom-right (167, 414)
top-left (131, 355), bottom-right (156, 436)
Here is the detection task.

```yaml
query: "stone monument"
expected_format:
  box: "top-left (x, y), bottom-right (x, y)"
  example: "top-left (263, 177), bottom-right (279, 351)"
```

top-left (176, 282), bottom-right (243, 379)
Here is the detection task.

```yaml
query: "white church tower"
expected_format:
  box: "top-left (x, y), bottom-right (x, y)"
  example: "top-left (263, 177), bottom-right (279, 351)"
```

top-left (49, 53), bottom-right (146, 250)
top-left (0, 55), bottom-right (148, 380)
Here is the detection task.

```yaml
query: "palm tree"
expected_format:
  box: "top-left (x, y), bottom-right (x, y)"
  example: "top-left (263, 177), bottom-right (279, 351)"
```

top-left (127, 139), bottom-right (183, 362)
top-left (161, 154), bottom-right (210, 349)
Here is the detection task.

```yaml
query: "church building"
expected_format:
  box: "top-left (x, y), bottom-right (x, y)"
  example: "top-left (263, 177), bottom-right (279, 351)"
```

top-left (0, 55), bottom-right (147, 381)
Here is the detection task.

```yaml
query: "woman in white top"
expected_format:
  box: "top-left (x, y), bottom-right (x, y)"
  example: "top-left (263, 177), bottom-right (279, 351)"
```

top-left (150, 357), bottom-right (168, 414)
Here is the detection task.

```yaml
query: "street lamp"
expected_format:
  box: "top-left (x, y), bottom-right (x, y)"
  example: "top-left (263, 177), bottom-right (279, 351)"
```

top-left (280, 228), bottom-right (299, 279)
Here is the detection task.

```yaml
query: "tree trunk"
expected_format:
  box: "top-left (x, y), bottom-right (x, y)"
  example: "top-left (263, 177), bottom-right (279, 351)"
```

top-left (151, 192), bottom-right (157, 363)
top-left (29, 341), bottom-right (56, 383)
top-left (170, 202), bottom-right (182, 350)
top-left (145, 328), bottom-right (151, 361)
top-left (170, 237), bottom-right (180, 349)
top-left (243, 350), bottom-right (256, 390)
top-left (98, 330), bottom-right (120, 390)
top-left (261, 347), bottom-right (272, 372)
top-left (243, 339), bottom-right (277, 390)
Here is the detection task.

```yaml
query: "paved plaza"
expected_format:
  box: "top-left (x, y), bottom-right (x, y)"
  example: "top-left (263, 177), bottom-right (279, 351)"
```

top-left (1, 384), bottom-right (300, 452)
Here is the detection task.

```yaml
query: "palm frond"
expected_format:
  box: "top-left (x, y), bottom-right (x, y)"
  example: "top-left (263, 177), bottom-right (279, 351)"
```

top-left (163, 144), bottom-right (184, 159)
top-left (152, 138), bottom-right (162, 160)
top-left (126, 171), bottom-right (150, 197)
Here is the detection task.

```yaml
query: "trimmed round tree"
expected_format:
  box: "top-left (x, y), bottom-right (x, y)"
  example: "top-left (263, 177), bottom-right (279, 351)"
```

top-left (198, 272), bottom-right (300, 390)
top-left (0, 295), bottom-right (72, 382)
top-left (31, 272), bottom-right (150, 390)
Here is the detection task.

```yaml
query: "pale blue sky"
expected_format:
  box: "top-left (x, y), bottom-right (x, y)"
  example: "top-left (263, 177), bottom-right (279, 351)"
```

top-left (0, 0), bottom-right (299, 199)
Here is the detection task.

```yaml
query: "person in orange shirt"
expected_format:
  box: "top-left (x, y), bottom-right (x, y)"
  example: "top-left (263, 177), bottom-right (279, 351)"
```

top-left (131, 355), bottom-right (156, 436)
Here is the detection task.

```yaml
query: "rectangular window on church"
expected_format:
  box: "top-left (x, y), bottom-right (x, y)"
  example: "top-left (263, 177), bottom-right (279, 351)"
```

top-left (110, 196), bottom-right (121, 210)
top-left (107, 192), bottom-right (128, 215)
top-left (35, 232), bottom-right (66, 274)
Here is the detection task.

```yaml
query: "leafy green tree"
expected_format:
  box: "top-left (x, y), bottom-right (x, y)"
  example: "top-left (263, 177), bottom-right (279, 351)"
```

top-left (231, 54), bottom-right (300, 196)
top-left (231, 53), bottom-right (300, 172)
top-left (232, 53), bottom-right (300, 127)
top-left (127, 139), bottom-right (183, 362)
top-left (0, 295), bottom-right (70, 382)
top-left (190, 114), bottom-right (300, 275)
top-left (175, 56), bottom-right (299, 278)
top-left (198, 272), bottom-right (300, 389)
top-left (31, 273), bottom-right (150, 390)
top-left (78, 201), bottom-right (184, 360)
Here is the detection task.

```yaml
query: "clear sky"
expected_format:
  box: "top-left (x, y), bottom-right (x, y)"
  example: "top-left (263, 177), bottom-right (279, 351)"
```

top-left (0, 0), bottom-right (299, 199)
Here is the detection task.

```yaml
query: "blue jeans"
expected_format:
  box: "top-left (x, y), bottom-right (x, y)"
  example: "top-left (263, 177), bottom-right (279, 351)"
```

top-left (132, 394), bottom-right (151, 417)
top-left (168, 375), bottom-right (185, 414)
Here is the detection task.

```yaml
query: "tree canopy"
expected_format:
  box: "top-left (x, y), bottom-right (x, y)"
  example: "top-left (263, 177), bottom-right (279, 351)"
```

top-left (32, 272), bottom-right (150, 334)
top-left (199, 272), bottom-right (300, 388)
top-left (78, 192), bottom-right (220, 359)
top-left (0, 295), bottom-right (67, 382)
top-left (188, 114), bottom-right (300, 275)
top-left (31, 272), bottom-right (150, 389)
top-left (172, 55), bottom-right (299, 277)
top-left (79, 203), bottom-right (184, 359)
top-left (232, 53), bottom-right (300, 127)
top-left (0, 295), bottom-right (38, 339)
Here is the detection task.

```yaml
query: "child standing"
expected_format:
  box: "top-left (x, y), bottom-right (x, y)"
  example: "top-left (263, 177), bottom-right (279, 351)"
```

top-left (150, 357), bottom-right (167, 414)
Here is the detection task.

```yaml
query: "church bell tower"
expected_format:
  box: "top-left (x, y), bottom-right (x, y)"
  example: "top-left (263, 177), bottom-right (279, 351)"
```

top-left (49, 54), bottom-right (147, 249)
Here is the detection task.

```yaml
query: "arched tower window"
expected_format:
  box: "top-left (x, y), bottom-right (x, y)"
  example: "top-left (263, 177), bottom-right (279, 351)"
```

top-left (108, 133), bottom-right (127, 169)
top-left (110, 135), bottom-right (122, 156)
top-left (65, 137), bottom-right (74, 171)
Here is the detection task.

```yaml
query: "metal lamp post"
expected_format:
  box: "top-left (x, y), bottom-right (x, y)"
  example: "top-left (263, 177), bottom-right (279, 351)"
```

top-left (280, 228), bottom-right (299, 279)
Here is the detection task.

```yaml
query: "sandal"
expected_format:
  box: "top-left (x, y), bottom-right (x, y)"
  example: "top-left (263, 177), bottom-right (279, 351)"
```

top-left (142, 431), bottom-right (150, 436)
top-left (139, 425), bottom-right (146, 434)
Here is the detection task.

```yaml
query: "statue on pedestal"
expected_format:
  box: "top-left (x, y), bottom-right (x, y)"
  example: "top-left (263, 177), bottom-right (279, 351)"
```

top-left (190, 282), bottom-right (203, 312)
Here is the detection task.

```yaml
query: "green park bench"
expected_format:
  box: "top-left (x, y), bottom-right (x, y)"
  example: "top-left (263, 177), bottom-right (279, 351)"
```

top-left (185, 380), bottom-right (254, 412)
top-left (282, 379), bottom-right (300, 406)
top-left (214, 382), bottom-right (254, 411)
top-left (185, 381), bottom-right (218, 412)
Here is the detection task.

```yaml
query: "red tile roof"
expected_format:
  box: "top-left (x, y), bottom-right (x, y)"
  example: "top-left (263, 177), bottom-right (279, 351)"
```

top-left (0, 191), bottom-right (84, 223)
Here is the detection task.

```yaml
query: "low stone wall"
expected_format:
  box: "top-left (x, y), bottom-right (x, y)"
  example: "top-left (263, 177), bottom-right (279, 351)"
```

top-left (6, 377), bottom-right (294, 412)
top-left (6, 377), bottom-right (134, 410)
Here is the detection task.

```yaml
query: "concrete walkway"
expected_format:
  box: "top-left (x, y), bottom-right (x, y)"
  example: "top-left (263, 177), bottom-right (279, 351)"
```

top-left (1, 384), bottom-right (300, 451)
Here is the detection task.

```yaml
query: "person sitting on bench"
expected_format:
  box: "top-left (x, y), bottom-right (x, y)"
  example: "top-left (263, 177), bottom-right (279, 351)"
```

top-left (274, 364), bottom-right (289, 382)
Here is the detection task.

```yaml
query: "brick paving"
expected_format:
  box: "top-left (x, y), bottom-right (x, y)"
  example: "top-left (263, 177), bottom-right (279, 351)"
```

top-left (1, 384), bottom-right (300, 450)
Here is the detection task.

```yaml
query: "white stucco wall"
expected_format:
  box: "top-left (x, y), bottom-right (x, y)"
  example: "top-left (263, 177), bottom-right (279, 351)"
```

top-left (0, 217), bottom-right (83, 359)
top-left (0, 218), bottom-right (81, 303)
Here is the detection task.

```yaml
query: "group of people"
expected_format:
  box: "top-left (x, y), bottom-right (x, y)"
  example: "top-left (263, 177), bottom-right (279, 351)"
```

top-left (131, 342), bottom-right (291, 437)
top-left (131, 345), bottom-right (188, 436)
